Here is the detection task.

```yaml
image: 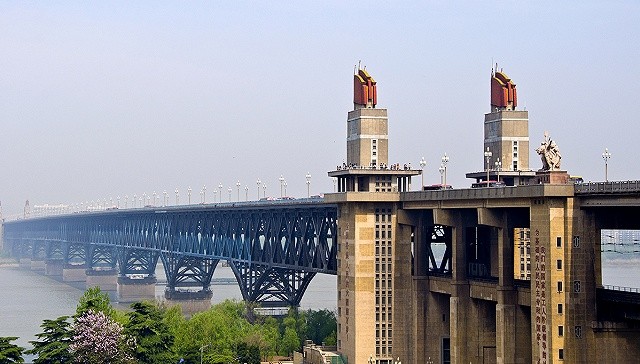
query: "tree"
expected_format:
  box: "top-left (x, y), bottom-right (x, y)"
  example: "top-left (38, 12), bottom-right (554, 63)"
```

top-left (124, 301), bottom-right (176, 364)
top-left (25, 316), bottom-right (72, 363)
top-left (303, 309), bottom-right (337, 345)
top-left (75, 287), bottom-right (115, 319)
top-left (69, 310), bottom-right (135, 364)
top-left (0, 337), bottom-right (24, 364)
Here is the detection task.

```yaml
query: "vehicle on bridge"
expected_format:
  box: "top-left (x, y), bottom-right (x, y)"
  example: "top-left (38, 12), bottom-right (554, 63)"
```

top-left (471, 180), bottom-right (506, 188)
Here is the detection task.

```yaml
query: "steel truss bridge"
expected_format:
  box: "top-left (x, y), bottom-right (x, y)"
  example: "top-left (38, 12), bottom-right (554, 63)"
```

top-left (2, 199), bottom-right (338, 307)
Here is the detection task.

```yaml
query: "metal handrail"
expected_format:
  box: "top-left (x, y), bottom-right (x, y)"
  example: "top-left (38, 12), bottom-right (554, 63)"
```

top-left (575, 181), bottom-right (640, 194)
top-left (603, 285), bottom-right (640, 293)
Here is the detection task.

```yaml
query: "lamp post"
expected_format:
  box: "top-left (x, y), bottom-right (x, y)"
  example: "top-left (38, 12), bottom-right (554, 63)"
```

top-left (256, 179), bottom-right (261, 200)
top-left (200, 343), bottom-right (211, 364)
top-left (495, 158), bottom-right (502, 182)
top-left (602, 148), bottom-right (611, 182)
top-left (306, 172), bottom-right (311, 197)
top-left (117, 196), bottom-right (120, 208)
top-left (218, 183), bottom-right (223, 202)
top-left (419, 157), bottom-right (426, 187)
top-left (141, 193), bottom-right (145, 207)
top-left (133, 194), bottom-right (137, 208)
top-left (441, 153), bottom-right (450, 187)
top-left (153, 191), bottom-right (157, 206)
top-left (236, 180), bottom-right (241, 201)
top-left (175, 189), bottom-right (179, 205)
top-left (263, 184), bottom-right (267, 198)
top-left (163, 190), bottom-right (168, 206)
top-left (187, 187), bottom-right (192, 204)
top-left (279, 175), bottom-right (285, 197)
top-left (283, 181), bottom-right (287, 197)
top-left (439, 164), bottom-right (445, 186)
top-left (124, 195), bottom-right (128, 209)
top-left (200, 189), bottom-right (203, 204)
top-left (484, 147), bottom-right (492, 183)
top-left (213, 190), bottom-right (217, 203)
top-left (244, 186), bottom-right (248, 201)
top-left (228, 187), bottom-right (232, 202)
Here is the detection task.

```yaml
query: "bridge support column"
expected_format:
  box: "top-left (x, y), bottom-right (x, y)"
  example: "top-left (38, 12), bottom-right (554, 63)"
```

top-left (164, 289), bottom-right (213, 316)
top-left (117, 276), bottom-right (157, 303)
top-left (44, 258), bottom-right (64, 276)
top-left (19, 257), bottom-right (32, 269)
top-left (63, 264), bottom-right (87, 283)
top-left (86, 268), bottom-right (118, 291)
top-left (441, 210), bottom-right (471, 364)
top-left (31, 258), bottom-right (46, 272)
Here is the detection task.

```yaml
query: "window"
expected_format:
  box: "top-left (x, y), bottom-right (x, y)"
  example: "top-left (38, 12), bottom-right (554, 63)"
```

top-left (557, 259), bottom-right (562, 270)
top-left (558, 304), bottom-right (563, 314)
top-left (513, 161), bottom-right (518, 170)
top-left (442, 337), bottom-right (451, 364)
top-left (573, 236), bottom-right (581, 248)
top-left (557, 237), bottom-right (562, 247)
top-left (558, 326), bottom-right (564, 337)
top-left (558, 281), bottom-right (563, 292)
top-left (559, 348), bottom-right (564, 360)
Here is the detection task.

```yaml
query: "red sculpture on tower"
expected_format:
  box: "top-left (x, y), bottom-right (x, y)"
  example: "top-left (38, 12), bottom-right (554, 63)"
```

top-left (491, 68), bottom-right (517, 110)
top-left (354, 68), bottom-right (377, 108)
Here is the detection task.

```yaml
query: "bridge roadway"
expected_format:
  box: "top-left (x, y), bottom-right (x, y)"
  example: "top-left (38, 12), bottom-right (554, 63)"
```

top-left (2, 197), bottom-right (337, 309)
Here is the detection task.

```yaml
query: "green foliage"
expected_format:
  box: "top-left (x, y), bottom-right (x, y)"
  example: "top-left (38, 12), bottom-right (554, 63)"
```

top-left (124, 301), bottom-right (177, 364)
top-left (25, 316), bottom-right (72, 363)
top-left (303, 309), bottom-right (337, 346)
top-left (75, 286), bottom-right (115, 319)
top-left (0, 337), bottom-right (24, 364)
top-left (236, 342), bottom-right (260, 364)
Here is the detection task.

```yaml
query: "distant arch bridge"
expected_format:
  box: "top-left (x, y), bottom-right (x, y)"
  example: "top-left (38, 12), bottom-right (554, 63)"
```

top-left (2, 199), bottom-right (338, 307)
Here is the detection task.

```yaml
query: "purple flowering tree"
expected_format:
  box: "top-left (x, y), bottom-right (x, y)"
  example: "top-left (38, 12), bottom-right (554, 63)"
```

top-left (69, 310), bottom-right (135, 364)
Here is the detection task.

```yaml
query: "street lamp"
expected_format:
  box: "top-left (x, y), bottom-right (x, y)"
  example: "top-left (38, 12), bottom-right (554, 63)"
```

top-left (153, 191), bottom-right (157, 206)
top-left (484, 147), bottom-right (492, 183)
top-left (306, 172), bottom-right (311, 197)
top-left (419, 157), bottom-right (427, 187)
top-left (236, 180), bottom-right (241, 201)
top-left (602, 148), bottom-right (611, 182)
top-left (188, 186), bottom-right (192, 204)
top-left (163, 190), bottom-right (168, 206)
top-left (244, 186), bottom-right (248, 201)
top-left (279, 175), bottom-right (285, 197)
top-left (256, 179), bottom-right (261, 200)
top-left (283, 181), bottom-right (287, 197)
top-left (200, 343), bottom-right (211, 364)
top-left (124, 195), bottom-right (128, 209)
top-left (218, 183), bottom-right (223, 202)
top-left (175, 188), bottom-right (179, 205)
top-left (202, 185), bottom-right (206, 203)
top-left (439, 163), bottom-right (445, 186)
top-left (117, 196), bottom-right (120, 208)
top-left (263, 183), bottom-right (267, 198)
top-left (228, 187), bottom-right (232, 202)
top-left (495, 158), bottom-right (502, 182)
top-left (133, 194), bottom-right (137, 208)
top-left (441, 153), bottom-right (450, 187)
top-left (213, 190), bottom-right (217, 203)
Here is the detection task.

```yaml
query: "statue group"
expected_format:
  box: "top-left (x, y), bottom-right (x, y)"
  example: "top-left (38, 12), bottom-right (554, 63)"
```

top-left (536, 131), bottom-right (562, 171)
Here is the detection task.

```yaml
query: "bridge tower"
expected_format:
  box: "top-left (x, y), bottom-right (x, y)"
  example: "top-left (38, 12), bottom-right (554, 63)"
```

top-left (466, 68), bottom-right (535, 185)
top-left (328, 67), bottom-right (420, 364)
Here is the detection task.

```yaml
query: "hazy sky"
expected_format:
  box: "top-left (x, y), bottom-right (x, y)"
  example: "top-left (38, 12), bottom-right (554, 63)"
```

top-left (1, 1), bottom-right (639, 217)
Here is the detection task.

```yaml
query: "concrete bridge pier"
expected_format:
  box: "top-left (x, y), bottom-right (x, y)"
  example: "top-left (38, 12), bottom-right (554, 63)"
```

top-left (117, 276), bottom-right (157, 303)
top-left (164, 289), bottom-right (213, 316)
top-left (30, 258), bottom-right (46, 272)
top-left (19, 257), bottom-right (32, 269)
top-left (63, 264), bottom-right (87, 283)
top-left (44, 258), bottom-right (64, 276)
top-left (85, 268), bottom-right (118, 291)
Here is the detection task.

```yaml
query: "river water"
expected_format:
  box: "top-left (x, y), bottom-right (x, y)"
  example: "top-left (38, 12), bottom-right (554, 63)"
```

top-left (0, 264), bottom-right (336, 350)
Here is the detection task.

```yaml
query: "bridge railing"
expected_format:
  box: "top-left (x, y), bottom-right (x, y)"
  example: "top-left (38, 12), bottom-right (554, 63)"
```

top-left (575, 181), bottom-right (640, 194)
top-left (604, 285), bottom-right (640, 293)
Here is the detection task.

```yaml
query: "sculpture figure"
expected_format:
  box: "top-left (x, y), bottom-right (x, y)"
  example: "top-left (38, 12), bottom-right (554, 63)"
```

top-left (535, 131), bottom-right (562, 171)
